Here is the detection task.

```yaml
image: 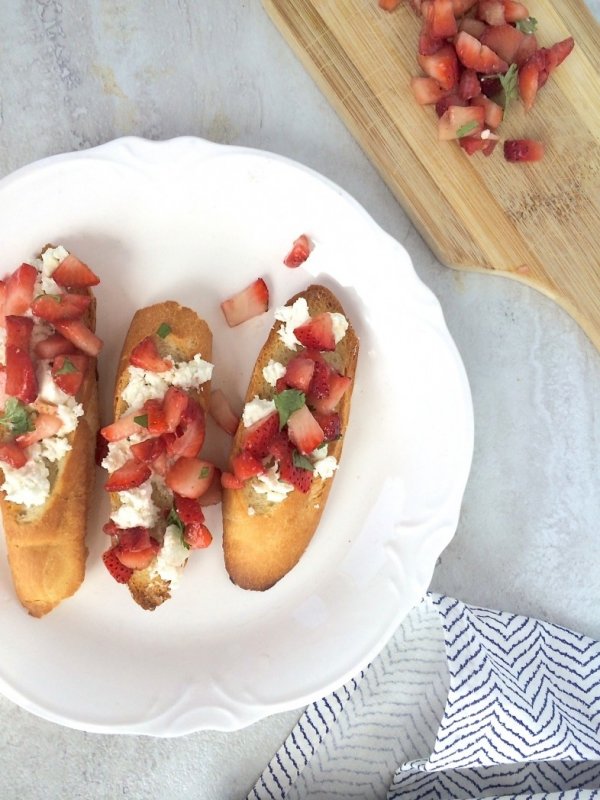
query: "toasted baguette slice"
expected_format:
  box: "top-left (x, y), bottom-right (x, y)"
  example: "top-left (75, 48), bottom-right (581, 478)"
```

top-left (107, 301), bottom-right (212, 611)
top-left (222, 284), bottom-right (359, 590)
top-left (1, 300), bottom-right (99, 618)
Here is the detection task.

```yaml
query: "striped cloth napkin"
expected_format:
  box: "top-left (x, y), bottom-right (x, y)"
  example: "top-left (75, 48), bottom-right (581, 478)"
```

top-left (249, 594), bottom-right (600, 800)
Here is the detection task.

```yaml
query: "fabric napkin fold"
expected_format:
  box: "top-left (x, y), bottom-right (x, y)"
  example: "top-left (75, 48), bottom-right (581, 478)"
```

top-left (249, 594), bottom-right (600, 800)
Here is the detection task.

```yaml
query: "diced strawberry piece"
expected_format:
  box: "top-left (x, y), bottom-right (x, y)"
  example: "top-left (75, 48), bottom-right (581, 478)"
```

top-left (480, 24), bottom-right (524, 64)
top-left (451, 0), bottom-right (477, 12)
top-left (503, 0), bottom-right (529, 22)
top-left (504, 139), bottom-right (544, 162)
top-left (31, 292), bottom-right (91, 323)
top-left (455, 31), bottom-right (508, 73)
top-left (0, 281), bottom-right (6, 327)
top-left (314, 412), bottom-right (342, 442)
top-left (95, 430), bottom-right (109, 466)
top-left (294, 313), bottom-right (336, 352)
top-left (165, 399), bottom-right (206, 458)
top-left (129, 336), bottom-right (171, 372)
top-left (283, 356), bottom-right (315, 392)
top-left (51, 253), bottom-right (100, 288)
top-left (51, 354), bottom-right (88, 397)
top-left (410, 76), bottom-right (448, 105)
top-left (514, 34), bottom-right (538, 66)
top-left (287, 405), bottom-right (324, 455)
top-left (174, 494), bottom-right (206, 524)
top-left (114, 526), bottom-right (152, 551)
top-left (275, 377), bottom-right (288, 393)
top-left (115, 540), bottom-right (159, 570)
top-left (103, 548), bottom-right (133, 584)
top-left (243, 411), bottom-right (280, 458)
top-left (221, 278), bottom-right (269, 327)
top-left (130, 436), bottom-right (166, 465)
top-left (283, 234), bottom-right (313, 268)
top-left (165, 457), bottom-right (215, 499)
top-left (101, 413), bottom-right (146, 442)
top-left (16, 412), bottom-right (62, 447)
top-left (518, 50), bottom-right (543, 111)
top-left (199, 467), bottom-right (223, 506)
top-left (429, 0), bottom-right (457, 38)
top-left (209, 389), bottom-right (239, 436)
top-left (438, 105), bottom-right (484, 140)
top-left (34, 333), bottom-right (77, 359)
top-left (546, 37), bottom-right (575, 72)
top-left (470, 95), bottom-right (503, 128)
top-left (460, 134), bottom-right (499, 156)
top-left (163, 386), bottom-right (189, 432)
top-left (6, 315), bottom-right (33, 350)
top-left (142, 398), bottom-right (169, 436)
top-left (0, 442), bottom-right (28, 469)
top-left (267, 430), bottom-right (293, 463)
top-left (55, 320), bottom-right (103, 357)
top-left (4, 264), bottom-right (37, 316)
top-left (103, 520), bottom-right (121, 537)
top-left (105, 458), bottom-right (151, 492)
top-left (310, 372), bottom-right (352, 414)
top-left (418, 45), bottom-right (459, 90)
top-left (308, 359), bottom-right (331, 399)
top-left (435, 93), bottom-right (467, 117)
top-left (6, 347), bottom-right (38, 404)
top-left (418, 31), bottom-right (445, 56)
top-left (378, 0), bottom-right (402, 9)
top-left (221, 471), bottom-right (244, 490)
top-left (480, 76), bottom-right (503, 98)
top-left (232, 451), bottom-right (265, 481)
top-left (279, 455), bottom-right (312, 494)
top-left (476, 0), bottom-right (505, 25)
top-left (458, 69), bottom-right (481, 100)
top-left (151, 449), bottom-right (168, 477)
top-left (458, 17), bottom-right (485, 38)
top-left (184, 521), bottom-right (213, 549)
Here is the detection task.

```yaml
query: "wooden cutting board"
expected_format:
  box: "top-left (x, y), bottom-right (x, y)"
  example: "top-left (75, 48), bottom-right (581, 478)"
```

top-left (263, 0), bottom-right (600, 347)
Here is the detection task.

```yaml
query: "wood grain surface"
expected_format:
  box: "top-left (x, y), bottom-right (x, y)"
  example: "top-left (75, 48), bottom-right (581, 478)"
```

top-left (263, 0), bottom-right (600, 347)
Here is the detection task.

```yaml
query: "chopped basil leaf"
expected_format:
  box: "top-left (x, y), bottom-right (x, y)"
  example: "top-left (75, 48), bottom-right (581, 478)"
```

top-left (157, 322), bottom-right (172, 339)
top-left (274, 389), bottom-right (305, 429)
top-left (167, 506), bottom-right (189, 549)
top-left (133, 414), bottom-right (149, 428)
top-left (515, 16), bottom-right (537, 34)
top-left (0, 398), bottom-right (35, 436)
top-left (292, 451), bottom-right (315, 472)
top-left (456, 120), bottom-right (479, 138)
top-left (199, 466), bottom-right (210, 479)
top-left (55, 358), bottom-right (77, 376)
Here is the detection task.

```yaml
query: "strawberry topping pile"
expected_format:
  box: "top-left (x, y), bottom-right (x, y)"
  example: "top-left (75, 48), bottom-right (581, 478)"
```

top-left (100, 327), bottom-right (217, 585)
top-left (0, 247), bottom-right (102, 483)
top-left (222, 318), bottom-right (349, 497)
top-left (381, 0), bottom-right (574, 161)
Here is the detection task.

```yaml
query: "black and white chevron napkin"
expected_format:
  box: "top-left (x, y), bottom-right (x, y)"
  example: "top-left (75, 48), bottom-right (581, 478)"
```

top-left (249, 594), bottom-right (600, 800)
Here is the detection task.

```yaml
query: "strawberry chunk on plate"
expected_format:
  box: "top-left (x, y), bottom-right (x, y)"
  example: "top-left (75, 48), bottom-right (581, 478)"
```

top-left (165, 457), bottom-right (215, 499)
top-left (51, 354), bottom-right (88, 397)
top-left (105, 458), bottom-right (152, 492)
top-left (115, 540), bottom-right (160, 570)
top-left (418, 44), bottom-right (459, 90)
top-left (429, 0), bottom-right (457, 39)
top-left (101, 412), bottom-right (146, 442)
top-left (102, 548), bottom-right (133, 584)
top-left (232, 451), bottom-right (265, 481)
top-left (294, 313), bottom-right (336, 351)
top-left (410, 76), bottom-right (448, 105)
top-left (183, 521), bottom-right (213, 549)
top-left (438, 105), bottom-right (485, 140)
top-left (310, 372), bottom-right (351, 414)
top-left (6, 346), bottom-right (38, 404)
top-left (221, 278), bottom-right (269, 327)
top-left (129, 336), bottom-right (172, 372)
top-left (54, 320), bottom-right (103, 357)
top-left (504, 139), bottom-right (545, 162)
top-left (174, 494), bottom-right (205, 524)
top-left (4, 263), bottom-right (37, 316)
top-left (16, 412), bottom-right (62, 448)
top-left (6, 315), bottom-right (33, 350)
top-left (287, 405), bottom-right (325, 455)
top-left (283, 234), bottom-right (313, 268)
top-left (130, 436), bottom-right (166, 465)
top-left (209, 389), bottom-right (239, 436)
top-left (455, 31), bottom-right (509, 74)
top-left (51, 253), bottom-right (100, 288)
top-left (31, 292), bottom-right (91, 323)
top-left (279, 451), bottom-right (313, 494)
top-left (243, 411), bottom-right (279, 458)
top-left (221, 471), bottom-right (244, 490)
top-left (163, 386), bottom-right (189, 432)
top-left (34, 333), bottom-right (77, 359)
top-left (480, 23), bottom-right (524, 64)
top-left (0, 442), bottom-right (28, 469)
top-left (283, 356), bottom-right (315, 393)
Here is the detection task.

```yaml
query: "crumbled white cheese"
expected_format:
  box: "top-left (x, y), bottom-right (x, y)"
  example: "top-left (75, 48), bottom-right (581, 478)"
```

top-left (56, 400), bottom-right (84, 436)
top-left (313, 455), bottom-right (338, 479)
top-left (0, 444), bottom-right (49, 506)
top-left (110, 481), bottom-right (159, 528)
top-left (310, 444), bottom-right (329, 461)
top-left (247, 506), bottom-right (256, 516)
top-left (330, 312), bottom-right (349, 344)
top-left (252, 463), bottom-right (294, 503)
top-left (30, 321), bottom-right (55, 349)
top-left (37, 361), bottom-right (71, 406)
top-left (121, 354), bottom-right (213, 409)
top-left (40, 435), bottom-right (72, 463)
top-left (262, 359), bottom-right (286, 387)
top-left (37, 245), bottom-right (68, 294)
top-left (166, 353), bottom-right (213, 390)
top-left (150, 524), bottom-right (189, 589)
top-left (274, 298), bottom-right (310, 350)
top-left (242, 396), bottom-right (277, 428)
top-left (101, 435), bottom-right (148, 473)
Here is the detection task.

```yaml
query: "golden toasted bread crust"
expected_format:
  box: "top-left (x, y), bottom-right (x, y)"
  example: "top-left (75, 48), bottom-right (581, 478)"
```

top-left (108, 301), bottom-right (212, 610)
top-left (222, 284), bottom-right (359, 591)
top-left (0, 299), bottom-right (99, 617)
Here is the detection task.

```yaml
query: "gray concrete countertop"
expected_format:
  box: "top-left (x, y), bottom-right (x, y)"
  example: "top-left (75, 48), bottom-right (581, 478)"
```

top-left (1, 2), bottom-right (599, 798)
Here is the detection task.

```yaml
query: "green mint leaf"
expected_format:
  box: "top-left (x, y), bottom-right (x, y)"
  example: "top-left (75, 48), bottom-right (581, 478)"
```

top-left (498, 63), bottom-right (519, 109)
top-left (274, 389), bottom-right (305, 429)
top-left (55, 358), bottom-right (77, 376)
top-left (0, 398), bottom-right (35, 436)
top-left (515, 16), bottom-right (537, 34)
top-left (133, 414), bottom-right (148, 428)
top-left (292, 451), bottom-right (315, 472)
top-left (156, 322), bottom-right (172, 339)
top-left (199, 466), bottom-right (210, 479)
top-left (456, 120), bottom-right (479, 138)
top-left (167, 506), bottom-right (189, 549)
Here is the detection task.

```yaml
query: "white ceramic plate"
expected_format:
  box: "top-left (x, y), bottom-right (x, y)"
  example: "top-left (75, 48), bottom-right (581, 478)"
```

top-left (0, 137), bottom-right (473, 735)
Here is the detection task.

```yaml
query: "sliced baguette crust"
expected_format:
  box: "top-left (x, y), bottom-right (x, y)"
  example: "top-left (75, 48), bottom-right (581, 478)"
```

top-left (222, 284), bottom-right (359, 591)
top-left (109, 301), bottom-right (212, 611)
top-left (0, 300), bottom-right (99, 618)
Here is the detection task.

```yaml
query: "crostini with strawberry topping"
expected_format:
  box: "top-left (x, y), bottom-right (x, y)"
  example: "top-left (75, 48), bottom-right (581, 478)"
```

top-left (222, 284), bottom-right (359, 591)
top-left (0, 244), bottom-right (102, 617)
top-left (99, 301), bottom-right (215, 610)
